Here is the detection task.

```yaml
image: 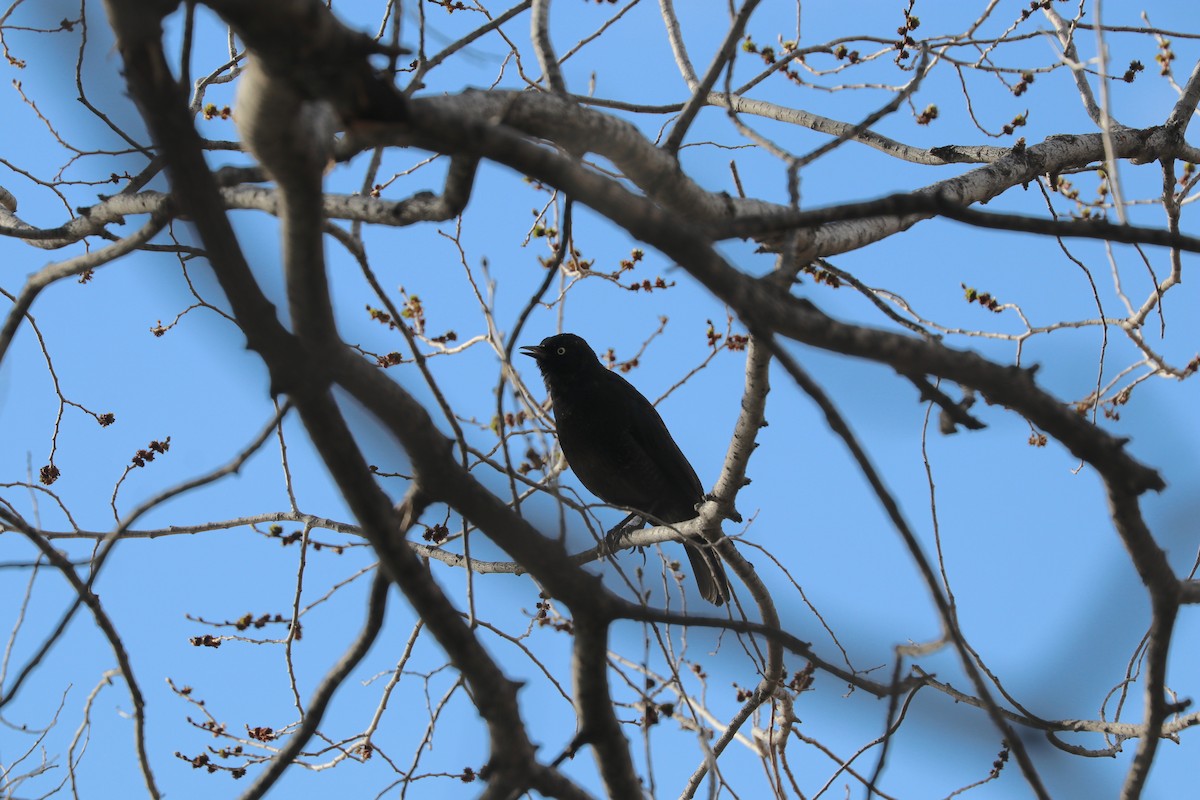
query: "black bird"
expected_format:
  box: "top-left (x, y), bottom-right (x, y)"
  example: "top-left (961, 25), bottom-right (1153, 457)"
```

top-left (521, 333), bottom-right (730, 605)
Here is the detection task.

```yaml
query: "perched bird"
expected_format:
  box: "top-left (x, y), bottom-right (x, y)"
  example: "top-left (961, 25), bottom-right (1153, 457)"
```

top-left (521, 333), bottom-right (730, 605)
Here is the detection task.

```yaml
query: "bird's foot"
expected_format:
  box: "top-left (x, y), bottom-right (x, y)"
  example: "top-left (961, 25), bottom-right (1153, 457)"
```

top-left (603, 515), bottom-right (646, 555)
top-left (603, 525), bottom-right (632, 556)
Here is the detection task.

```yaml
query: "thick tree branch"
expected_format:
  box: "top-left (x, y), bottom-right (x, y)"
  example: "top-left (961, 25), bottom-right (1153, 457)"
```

top-left (234, 53), bottom-right (337, 347)
top-left (561, 615), bottom-right (640, 797)
top-left (1165, 58), bottom-right (1200, 131)
top-left (530, 0), bottom-right (566, 94)
top-left (710, 335), bottom-right (770, 522)
top-left (352, 92), bottom-right (1183, 261)
top-left (203, 0), bottom-right (407, 125)
top-left (1106, 484), bottom-right (1182, 799)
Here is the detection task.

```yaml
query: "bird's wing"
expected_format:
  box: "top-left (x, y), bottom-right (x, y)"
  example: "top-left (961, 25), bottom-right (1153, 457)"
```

top-left (607, 370), bottom-right (704, 519)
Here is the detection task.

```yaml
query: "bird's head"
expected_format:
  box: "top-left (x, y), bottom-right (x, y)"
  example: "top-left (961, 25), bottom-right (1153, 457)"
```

top-left (519, 333), bottom-right (600, 376)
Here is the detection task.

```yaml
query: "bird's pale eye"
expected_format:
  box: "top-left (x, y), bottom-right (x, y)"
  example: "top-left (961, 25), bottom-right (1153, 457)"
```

top-left (557, 347), bottom-right (566, 355)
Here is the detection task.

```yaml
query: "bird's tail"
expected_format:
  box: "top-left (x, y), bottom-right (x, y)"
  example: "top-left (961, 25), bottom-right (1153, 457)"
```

top-left (685, 542), bottom-right (730, 606)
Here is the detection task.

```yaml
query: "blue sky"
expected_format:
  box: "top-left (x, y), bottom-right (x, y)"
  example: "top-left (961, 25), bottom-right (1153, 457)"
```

top-left (2, 1), bottom-right (1199, 798)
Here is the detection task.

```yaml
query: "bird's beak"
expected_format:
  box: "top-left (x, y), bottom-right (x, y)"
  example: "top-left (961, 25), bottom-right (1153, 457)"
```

top-left (519, 344), bottom-right (546, 361)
